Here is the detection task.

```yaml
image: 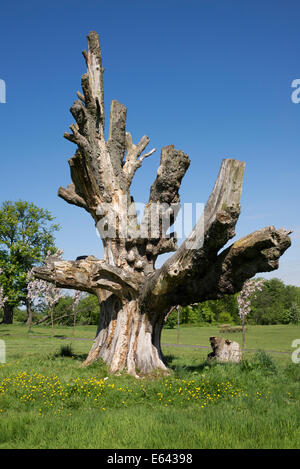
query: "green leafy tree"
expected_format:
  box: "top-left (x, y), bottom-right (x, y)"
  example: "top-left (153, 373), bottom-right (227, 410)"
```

top-left (164, 312), bottom-right (177, 329)
top-left (180, 305), bottom-right (200, 324)
top-left (250, 278), bottom-right (299, 325)
top-left (51, 296), bottom-right (74, 325)
top-left (193, 294), bottom-right (239, 325)
top-left (0, 200), bottom-right (60, 324)
top-left (237, 278), bottom-right (265, 348)
top-left (72, 290), bottom-right (86, 335)
top-left (75, 294), bottom-right (99, 325)
top-left (279, 309), bottom-right (293, 325)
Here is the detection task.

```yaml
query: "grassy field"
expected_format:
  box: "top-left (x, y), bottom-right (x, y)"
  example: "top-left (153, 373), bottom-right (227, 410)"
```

top-left (0, 323), bottom-right (299, 449)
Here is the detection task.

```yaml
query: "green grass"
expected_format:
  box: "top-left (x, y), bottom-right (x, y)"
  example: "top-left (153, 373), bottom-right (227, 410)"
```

top-left (0, 323), bottom-right (299, 448)
top-left (162, 323), bottom-right (299, 352)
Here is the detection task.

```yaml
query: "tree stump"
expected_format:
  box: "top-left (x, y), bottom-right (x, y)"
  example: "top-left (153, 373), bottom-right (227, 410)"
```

top-left (207, 336), bottom-right (242, 363)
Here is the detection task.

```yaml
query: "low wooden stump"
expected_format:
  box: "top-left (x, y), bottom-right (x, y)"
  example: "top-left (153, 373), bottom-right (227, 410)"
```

top-left (207, 336), bottom-right (242, 363)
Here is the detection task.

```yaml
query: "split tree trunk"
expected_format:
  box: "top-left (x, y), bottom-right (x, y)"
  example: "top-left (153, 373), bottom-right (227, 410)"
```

top-left (33, 31), bottom-right (291, 375)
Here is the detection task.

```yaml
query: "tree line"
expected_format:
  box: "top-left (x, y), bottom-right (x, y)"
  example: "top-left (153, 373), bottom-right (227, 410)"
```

top-left (165, 277), bottom-right (300, 328)
top-left (0, 200), bottom-right (299, 328)
top-left (6, 277), bottom-right (300, 328)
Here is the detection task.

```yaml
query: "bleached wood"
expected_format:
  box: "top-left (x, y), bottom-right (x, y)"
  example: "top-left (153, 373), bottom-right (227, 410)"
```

top-left (34, 31), bottom-right (291, 374)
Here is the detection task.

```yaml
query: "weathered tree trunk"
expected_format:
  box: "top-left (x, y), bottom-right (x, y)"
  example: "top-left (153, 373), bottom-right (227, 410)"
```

top-left (207, 336), bottom-right (242, 363)
top-left (33, 31), bottom-right (291, 375)
top-left (2, 303), bottom-right (14, 324)
top-left (83, 292), bottom-right (167, 374)
top-left (241, 315), bottom-right (246, 349)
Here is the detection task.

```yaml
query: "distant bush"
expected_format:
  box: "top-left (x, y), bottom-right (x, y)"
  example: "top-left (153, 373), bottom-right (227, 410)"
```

top-left (241, 350), bottom-right (277, 374)
top-left (218, 312), bottom-right (233, 324)
top-left (57, 344), bottom-right (74, 357)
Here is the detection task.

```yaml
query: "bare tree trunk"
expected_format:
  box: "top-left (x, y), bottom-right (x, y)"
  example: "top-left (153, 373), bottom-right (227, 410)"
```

top-left (33, 315), bottom-right (50, 325)
top-left (26, 298), bottom-right (33, 330)
top-left (2, 303), bottom-right (14, 324)
top-left (83, 291), bottom-right (167, 374)
top-left (35, 314), bottom-right (69, 326)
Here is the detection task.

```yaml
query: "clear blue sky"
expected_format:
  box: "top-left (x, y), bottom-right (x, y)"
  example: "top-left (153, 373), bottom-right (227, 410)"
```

top-left (0, 0), bottom-right (299, 286)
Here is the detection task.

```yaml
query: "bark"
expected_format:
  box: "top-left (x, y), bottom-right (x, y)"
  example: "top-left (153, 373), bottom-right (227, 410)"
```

top-left (33, 31), bottom-right (291, 375)
top-left (82, 291), bottom-right (167, 375)
top-left (2, 303), bottom-right (14, 324)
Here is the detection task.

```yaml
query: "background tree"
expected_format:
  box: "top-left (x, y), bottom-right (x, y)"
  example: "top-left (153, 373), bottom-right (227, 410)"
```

top-left (33, 31), bottom-right (291, 375)
top-left (0, 200), bottom-right (59, 324)
top-left (164, 308), bottom-right (177, 329)
top-left (72, 290), bottom-right (86, 336)
top-left (237, 279), bottom-right (265, 348)
top-left (249, 278), bottom-right (299, 325)
top-left (254, 278), bottom-right (285, 324)
top-left (51, 296), bottom-right (74, 325)
top-left (0, 268), bottom-right (7, 310)
top-left (180, 305), bottom-right (200, 325)
top-left (289, 302), bottom-right (300, 324)
top-left (74, 294), bottom-right (99, 325)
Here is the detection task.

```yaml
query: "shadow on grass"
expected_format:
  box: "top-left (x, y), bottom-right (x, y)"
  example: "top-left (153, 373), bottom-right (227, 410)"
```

top-left (56, 352), bottom-right (88, 361)
top-left (163, 353), bottom-right (211, 375)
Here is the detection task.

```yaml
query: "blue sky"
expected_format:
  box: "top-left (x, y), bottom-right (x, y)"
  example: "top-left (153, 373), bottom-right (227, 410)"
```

top-left (0, 0), bottom-right (299, 285)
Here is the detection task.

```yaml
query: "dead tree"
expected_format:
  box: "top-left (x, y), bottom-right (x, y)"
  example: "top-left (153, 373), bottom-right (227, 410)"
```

top-left (33, 32), bottom-right (291, 375)
top-left (207, 337), bottom-right (242, 363)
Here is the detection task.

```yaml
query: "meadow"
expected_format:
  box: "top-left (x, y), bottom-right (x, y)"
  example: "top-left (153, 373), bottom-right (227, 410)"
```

top-left (0, 323), bottom-right (299, 449)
